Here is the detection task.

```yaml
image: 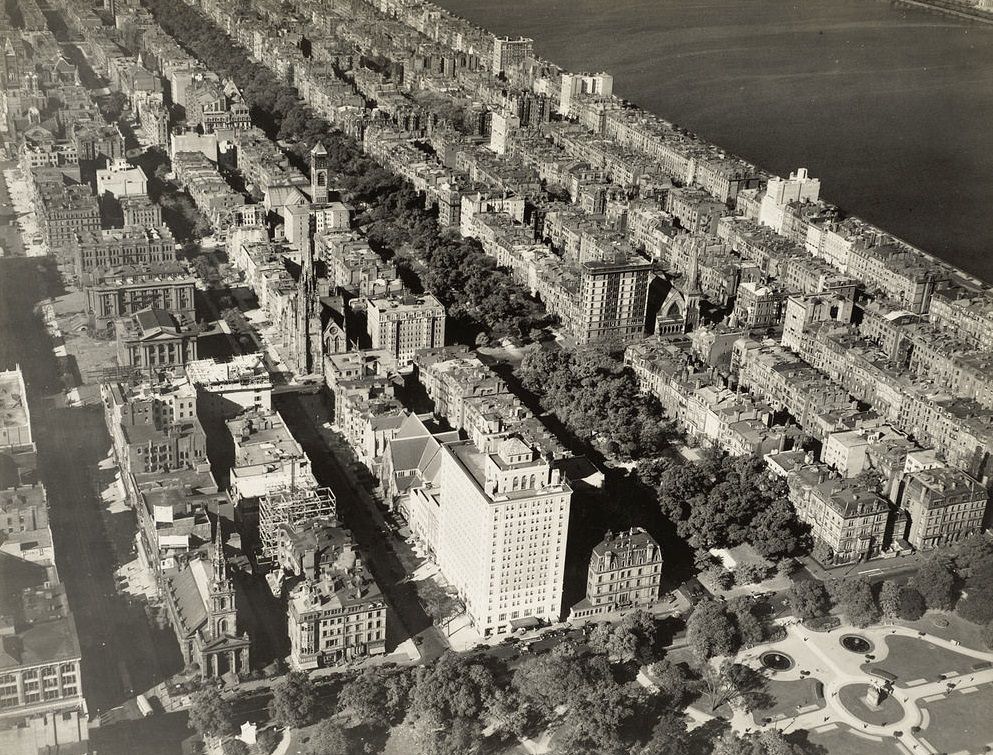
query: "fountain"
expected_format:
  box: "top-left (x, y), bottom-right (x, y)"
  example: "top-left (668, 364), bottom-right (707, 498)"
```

top-left (760, 651), bottom-right (795, 671)
top-left (840, 634), bottom-right (874, 654)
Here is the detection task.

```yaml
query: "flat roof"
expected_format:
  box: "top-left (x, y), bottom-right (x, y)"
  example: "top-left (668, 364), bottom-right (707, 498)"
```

top-left (0, 368), bottom-right (29, 433)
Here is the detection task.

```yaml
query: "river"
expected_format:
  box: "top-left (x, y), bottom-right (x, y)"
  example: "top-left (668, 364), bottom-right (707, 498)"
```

top-left (434, 0), bottom-right (993, 282)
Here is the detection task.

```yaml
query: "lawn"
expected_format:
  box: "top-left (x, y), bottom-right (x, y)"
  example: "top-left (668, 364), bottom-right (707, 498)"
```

top-left (837, 683), bottom-right (904, 727)
top-left (919, 684), bottom-right (993, 754)
top-left (751, 677), bottom-right (824, 724)
top-left (867, 635), bottom-right (980, 685)
top-left (807, 724), bottom-right (904, 755)
top-left (897, 611), bottom-right (991, 653)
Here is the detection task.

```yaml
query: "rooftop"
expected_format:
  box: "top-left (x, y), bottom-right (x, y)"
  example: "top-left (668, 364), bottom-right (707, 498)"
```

top-left (0, 368), bottom-right (29, 435)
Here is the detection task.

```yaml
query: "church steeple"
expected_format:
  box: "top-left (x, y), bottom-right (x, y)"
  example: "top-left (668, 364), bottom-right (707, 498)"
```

top-left (211, 517), bottom-right (227, 585)
top-left (208, 518), bottom-right (237, 639)
top-left (310, 141), bottom-right (329, 204)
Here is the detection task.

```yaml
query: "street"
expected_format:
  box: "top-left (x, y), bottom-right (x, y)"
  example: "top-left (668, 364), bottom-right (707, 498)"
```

top-left (0, 257), bottom-right (185, 741)
top-left (274, 393), bottom-right (450, 663)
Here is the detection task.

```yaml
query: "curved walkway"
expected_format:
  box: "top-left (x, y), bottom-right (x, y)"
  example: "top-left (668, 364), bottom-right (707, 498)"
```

top-left (730, 621), bottom-right (993, 754)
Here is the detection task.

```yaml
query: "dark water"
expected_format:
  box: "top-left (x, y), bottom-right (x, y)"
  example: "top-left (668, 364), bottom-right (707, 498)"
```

top-left (436, 0), bottom-right (993, 282)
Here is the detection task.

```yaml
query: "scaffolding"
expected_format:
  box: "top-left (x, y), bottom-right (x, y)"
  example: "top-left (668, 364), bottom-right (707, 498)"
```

top-left (258, 484), bottom-right (336, 565)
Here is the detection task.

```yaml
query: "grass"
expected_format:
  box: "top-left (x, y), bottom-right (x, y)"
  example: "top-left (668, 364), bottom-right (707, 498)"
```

top-left (751, 677), bottom-right (824, 723)
top-left (897, 610), bottom-right (992, 653)
top-left (837, 683), bottom-right (904, 727)
top-left (867, 634), bottom-right (980, 685)
top-left (807, 724), bottom-right (904, 755)
top-left (919, 683), bottom-right (993, 753)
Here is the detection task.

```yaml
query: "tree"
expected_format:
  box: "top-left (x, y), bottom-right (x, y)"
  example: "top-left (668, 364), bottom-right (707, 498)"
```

top-left (637, 457), bottom-right (675, 489)
top-left (337, 667), bottom-right (412, 726)
top-left (410, 716), bottom-right (484, 755)
top-left (954, 532), bottom-right (993, 578)
top-left (653, 454), bottom-right (807, 557)
top-left (697, 661), bottom-right (766, 713)
top-left (553, 679), bottom-right (640, 755)
top-left (777, 558), bottom-right (801, 578)
top-left (222, 740), bottom-right (250, 755)
top-left (687, 600), bottom-right (740, 660)
top-left (641, 710), bottom-right (693, 755)
top-left (253, 728), bottom-right (280, 755)
top-left (956, 589), bottom-right (993, 625)
top-left (712, 729), bottom-right (820, 755)
top-left (309, 720), bottom-right (351, 755)
top-left (897, 587), bottom-right (927, 621)
top-left (517, 347), bottom-right (674, 460)
top-left (267, 671), bottom-right (319, 729)
top-left (513, 644), bottom-right (614, 725)
top-left (879, 580), bottom-right (902, 619)
top-left (983, 620), bottom-right (993, 650)
top-left (727, 597), bottom-right (766, 647)
top-left (831, 577), bottom-right (879, 628)
top-left (648, 658), bottom-right (694, 708)
top-left (787, 580), bottom-right (831, 621)
top-left (811, 541), bottom-right (833, 565)
top-left (188, 686), bottom-right (235, 741)
top-left (913, 557), bottom-right (957, 610)
top-left (588, 610), bottom-right (659, 663)
top-left (407, 653), bottom-right (496, 730)
top-left (704, 565), bottom-right (734, 591)
top-left (734, 563), bottom-right (768, 586)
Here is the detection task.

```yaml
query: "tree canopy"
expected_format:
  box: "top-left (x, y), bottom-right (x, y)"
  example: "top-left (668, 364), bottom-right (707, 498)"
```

top-left (687, 600), bottom-right (741, 660)
top-left (830, 577), bottom-right (879, 628)
top-left (587, 610), bottom-right (659, 664)
top-left (912, 557), bottom-right (957, 611)
top-left (188, 686), bottom-right (235, 741)
top-left (786, 580), bottom-right (831, 621)
top-left (650, 452), bottom-right (807, 557)
top-left (518, 346), bottom-right (675, 459)
top-left (267, 671), bottom-right (320, 729)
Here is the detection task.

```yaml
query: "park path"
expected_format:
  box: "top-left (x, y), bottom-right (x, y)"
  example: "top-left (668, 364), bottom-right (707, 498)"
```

top-left (733, 622), bottom-right (993, 753)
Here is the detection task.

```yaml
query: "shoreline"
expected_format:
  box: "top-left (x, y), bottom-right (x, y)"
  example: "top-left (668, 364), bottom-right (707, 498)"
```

top-left (889, 0), bottom-right (993, 25)
top-left (430, 0), bottom-right (993, 290)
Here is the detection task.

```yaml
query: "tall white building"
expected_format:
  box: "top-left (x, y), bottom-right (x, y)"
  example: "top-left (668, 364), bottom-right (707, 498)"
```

top-left (365, 293), bottom-right (445, 366)
top-left (757, 168), bottom-right (820, 233)
top-left (489, 111), bottom-right (520, 155)
top-left (491, 36), bottom-right (534, 75)
top-left (558, 72), bottom-right (614, 117)
top-left (431, 437), bottom-right (571, 636)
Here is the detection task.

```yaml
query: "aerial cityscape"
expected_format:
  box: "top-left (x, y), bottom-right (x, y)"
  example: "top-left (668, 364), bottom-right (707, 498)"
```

top-left (1, 0), bottom-right (992, 754)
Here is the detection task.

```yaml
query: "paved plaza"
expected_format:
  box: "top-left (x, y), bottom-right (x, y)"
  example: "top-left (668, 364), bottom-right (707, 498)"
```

top-left (725, 621), bottom-right (993, 754)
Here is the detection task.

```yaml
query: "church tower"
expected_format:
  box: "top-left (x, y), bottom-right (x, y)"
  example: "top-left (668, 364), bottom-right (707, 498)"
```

top-left (208, 521), bottom-right (237, 639)
top-left (310, 142), bottom-right (329, 204)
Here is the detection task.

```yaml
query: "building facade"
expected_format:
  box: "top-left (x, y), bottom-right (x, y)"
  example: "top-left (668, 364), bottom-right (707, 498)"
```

top-left (278, 519), bottom-right (387, 670)
top-left (902, 468), bottom-right (988, 550)
top-left (425, 437), bottom-right (571, 636)
top-left (571, 527), bottom-right (662, 619)
top-left (115, 307), bottom-right (198, 371)
top-left (82, 263), bottom-right (195, 330)
top-left (365, 293), bottom-right (446, 365)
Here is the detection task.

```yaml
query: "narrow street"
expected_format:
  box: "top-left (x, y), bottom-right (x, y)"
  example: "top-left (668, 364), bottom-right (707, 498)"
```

top-left (274, 393), bottom-right (449, 663)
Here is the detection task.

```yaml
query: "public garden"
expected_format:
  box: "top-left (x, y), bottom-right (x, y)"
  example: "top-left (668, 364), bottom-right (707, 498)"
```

top-left (725, 621), bottom-right (993, 754)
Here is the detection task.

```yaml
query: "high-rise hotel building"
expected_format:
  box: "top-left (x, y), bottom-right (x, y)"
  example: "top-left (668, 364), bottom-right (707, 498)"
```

top-left (431, 437), bottom-right (571, 636)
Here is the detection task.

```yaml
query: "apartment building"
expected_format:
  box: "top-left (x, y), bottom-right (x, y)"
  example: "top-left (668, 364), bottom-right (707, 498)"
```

top-left (902, 468), bottom-right (988, 550)
top-left (571, 527), bottom-right (662, 619)
top-left (279, 519), bottom-right (387, 669)
top-left (364, 292), bottom-right (446, 365)
top-left (413, 437), bottom-right (571, 636)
